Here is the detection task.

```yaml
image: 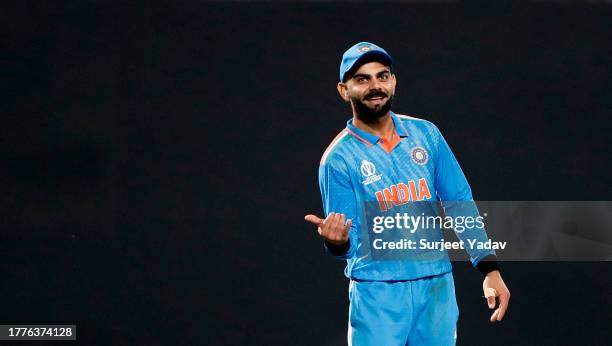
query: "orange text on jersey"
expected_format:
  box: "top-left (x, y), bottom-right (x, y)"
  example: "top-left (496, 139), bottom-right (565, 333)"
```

top-left (374, 178), bottom-right (432, 212)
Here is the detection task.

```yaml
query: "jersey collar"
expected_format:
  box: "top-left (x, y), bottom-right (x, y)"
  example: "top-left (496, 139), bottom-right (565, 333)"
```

top-left (345, 111), bottom-right (409, 146)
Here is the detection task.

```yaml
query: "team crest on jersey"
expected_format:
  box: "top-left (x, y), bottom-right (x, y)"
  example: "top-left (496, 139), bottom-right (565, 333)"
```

top-left (360, 160), bottom-right (382, 185)
top-left (411, 147), bottom-right (429, 165)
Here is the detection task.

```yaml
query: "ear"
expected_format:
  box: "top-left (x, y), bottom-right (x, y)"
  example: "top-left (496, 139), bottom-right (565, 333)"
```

top-left (337, 82), bottom-right (350, 102)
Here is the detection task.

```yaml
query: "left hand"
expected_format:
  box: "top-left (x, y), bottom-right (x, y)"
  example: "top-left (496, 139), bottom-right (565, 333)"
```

top-left (482, 270), bottom-right (511, 323)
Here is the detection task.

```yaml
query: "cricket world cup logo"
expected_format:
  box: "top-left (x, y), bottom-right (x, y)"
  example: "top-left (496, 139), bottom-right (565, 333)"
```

top-left (361, 160), bottom-right (382, 185)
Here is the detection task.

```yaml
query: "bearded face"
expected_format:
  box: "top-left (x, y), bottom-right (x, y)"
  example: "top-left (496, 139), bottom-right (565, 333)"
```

top-left (351, 91), bottom-right (394, 124)
top-left (340, 61), bottom-right (396, 123)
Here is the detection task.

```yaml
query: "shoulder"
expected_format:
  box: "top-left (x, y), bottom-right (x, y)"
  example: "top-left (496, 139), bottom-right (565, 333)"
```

top-left (395, 113), bottom-right (443, 138)
top-left (394, 113), bottom-right (438, 131)
top-left (320, 129), bottom-right (352, 166)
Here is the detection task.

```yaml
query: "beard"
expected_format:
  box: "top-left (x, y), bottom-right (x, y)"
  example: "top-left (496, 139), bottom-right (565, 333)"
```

top-left (351, 91), bottom-right (394, 124)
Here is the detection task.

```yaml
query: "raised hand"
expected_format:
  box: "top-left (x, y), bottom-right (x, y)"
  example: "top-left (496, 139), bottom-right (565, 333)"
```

top-left (304, 212), bottom-right (352, 245)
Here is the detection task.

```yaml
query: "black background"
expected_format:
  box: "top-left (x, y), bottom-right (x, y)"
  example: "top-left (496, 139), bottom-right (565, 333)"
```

top-left (2, 1), bottom-right (611, 345)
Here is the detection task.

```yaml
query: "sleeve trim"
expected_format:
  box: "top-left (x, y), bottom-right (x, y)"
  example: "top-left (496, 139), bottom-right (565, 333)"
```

top-left (476, 254), bottom-right (500, 276)
top-left (324, 239), bottom-right (350, 257)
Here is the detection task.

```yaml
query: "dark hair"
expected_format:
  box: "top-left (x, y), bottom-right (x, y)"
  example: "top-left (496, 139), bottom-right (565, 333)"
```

top-left (342, 55), bottom-right (393, 83)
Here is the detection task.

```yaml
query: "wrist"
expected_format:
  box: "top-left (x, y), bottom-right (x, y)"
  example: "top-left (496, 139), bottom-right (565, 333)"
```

top-left (324, 239), bottom-right (350, 256)
top-left (485, 270), bottom-right (501, 278)
top-left (325, 238), bottom-right (348, 245)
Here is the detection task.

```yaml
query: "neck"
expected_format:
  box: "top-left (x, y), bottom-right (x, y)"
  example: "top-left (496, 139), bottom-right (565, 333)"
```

top-left (352, 112), bottom-right (394, 139)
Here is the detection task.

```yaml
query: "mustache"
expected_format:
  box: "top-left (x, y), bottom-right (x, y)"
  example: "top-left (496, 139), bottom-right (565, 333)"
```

top-left (364, 90), bottom-right (388, 100)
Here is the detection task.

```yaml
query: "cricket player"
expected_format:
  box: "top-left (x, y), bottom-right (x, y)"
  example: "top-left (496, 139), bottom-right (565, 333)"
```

top-left (304, 42), bottom-right (510, 345)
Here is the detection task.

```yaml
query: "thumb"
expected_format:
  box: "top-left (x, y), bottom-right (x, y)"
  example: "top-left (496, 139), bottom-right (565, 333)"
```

top-left (484, 288), bottom-right (498, 309)
top-left (304, 214), bottom-right (324, 226)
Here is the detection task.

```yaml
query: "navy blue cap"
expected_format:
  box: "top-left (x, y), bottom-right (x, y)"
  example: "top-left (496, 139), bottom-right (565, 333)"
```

top-left (339, 42), bottom-right (393, 82)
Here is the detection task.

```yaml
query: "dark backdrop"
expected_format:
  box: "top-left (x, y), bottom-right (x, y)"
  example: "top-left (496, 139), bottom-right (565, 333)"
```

top-left (2, 1), bottom-right (611, 345)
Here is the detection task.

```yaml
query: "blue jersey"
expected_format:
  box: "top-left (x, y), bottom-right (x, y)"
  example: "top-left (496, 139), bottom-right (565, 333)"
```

top-left (318, 112), bottom-right (494, 281)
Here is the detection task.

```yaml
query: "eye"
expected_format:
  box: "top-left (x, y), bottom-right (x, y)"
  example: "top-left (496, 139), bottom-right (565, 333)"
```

top-left (379, 73), bottom-right (389, 81)
top-left (357, 77), bottom-right (368, 83)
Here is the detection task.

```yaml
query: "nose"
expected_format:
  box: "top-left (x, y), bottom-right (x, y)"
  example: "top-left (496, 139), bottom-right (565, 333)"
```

top-left (367, 78), bottom-right (386, 94)
top-left (369, 77), bottom-right (383, 90)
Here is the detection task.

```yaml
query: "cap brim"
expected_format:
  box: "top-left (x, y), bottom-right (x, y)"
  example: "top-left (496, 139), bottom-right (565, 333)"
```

top-left (343, 51), bottom-right (393, 82)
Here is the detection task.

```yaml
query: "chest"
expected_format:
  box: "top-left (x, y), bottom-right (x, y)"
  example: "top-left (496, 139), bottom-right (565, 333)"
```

top-left (347, 138), bottom-right (437, 206)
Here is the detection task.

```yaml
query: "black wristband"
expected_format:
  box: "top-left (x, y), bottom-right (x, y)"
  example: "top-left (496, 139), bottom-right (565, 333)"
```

top-left (476, 254), bottom-right (500, 276)
top-left (325, 239), bottom-right (350, 256)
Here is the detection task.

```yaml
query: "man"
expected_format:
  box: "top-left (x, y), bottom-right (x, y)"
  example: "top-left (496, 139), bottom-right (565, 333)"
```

top-left (304, 42), bottom-right (510, 345)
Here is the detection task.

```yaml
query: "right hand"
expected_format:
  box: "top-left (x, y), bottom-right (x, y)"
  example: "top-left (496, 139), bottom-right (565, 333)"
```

top-left (304, 212), bottom-right (351, 245)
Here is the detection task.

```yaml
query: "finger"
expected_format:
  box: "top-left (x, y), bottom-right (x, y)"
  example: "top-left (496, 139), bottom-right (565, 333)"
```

top-left (329, 213), bottom-right (341, 232)
top-left (330, 213), bottom-right (344, 241)
top-left (496, 292), bottom-right (510, 321)
top-left (335, 212), bottom-right (343, 227)
top-left (343, 219), bottom-right (352, 236)
top-left (323, 212), bottom-right (335, 226)
top-left (337, 214), bottom-right (348, 241)
top-left (304, 214), bottom-right (324, 226)
top-left (337, 220), bottom-right (351, 242)
top-left (484, 288), bottom-right (497, 309)
top-left (321, 212), bottom-right (334, 230)
top-left (319, 212), bottom-right (336, 238)
top-left (490, 308), bottom-right (500, 323)
top-left (487, 296), bottom-right (497, 310)
top-left (337, 213), bottom-right (346, 232)
top-left (495, 305), bottom-right (506, 322)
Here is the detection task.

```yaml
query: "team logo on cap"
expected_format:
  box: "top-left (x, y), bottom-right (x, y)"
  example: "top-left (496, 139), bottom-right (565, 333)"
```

top-left (358, 45), bottom-right (371, 53)
top-left (361, 160), bottom-right (382, 185)
top-left (411, 147), bottom-right (429, 165)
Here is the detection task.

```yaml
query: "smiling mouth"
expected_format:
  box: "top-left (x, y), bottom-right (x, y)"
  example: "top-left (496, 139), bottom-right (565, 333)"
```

top-left (365, 96), bottom-right (387, 104)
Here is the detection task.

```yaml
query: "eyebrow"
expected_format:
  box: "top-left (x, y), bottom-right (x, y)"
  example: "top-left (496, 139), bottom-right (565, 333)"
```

top-left (351, 69), bottom-right (391, 80)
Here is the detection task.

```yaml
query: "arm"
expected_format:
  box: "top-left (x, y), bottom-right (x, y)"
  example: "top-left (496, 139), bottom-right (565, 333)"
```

top-left (433, 125), bottom-right (511, 322)
top-left (433, 125), bottom-right (497, 270)
top-left (305, 156), bottom-right (359, 259)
